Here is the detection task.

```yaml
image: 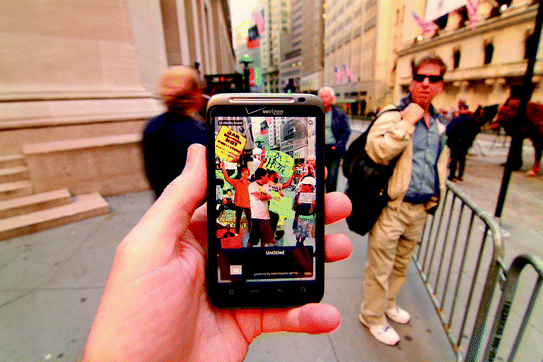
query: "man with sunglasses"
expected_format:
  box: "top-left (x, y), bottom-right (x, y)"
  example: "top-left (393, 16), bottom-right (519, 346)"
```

top-left (358, 55), bottom-right (449, 346)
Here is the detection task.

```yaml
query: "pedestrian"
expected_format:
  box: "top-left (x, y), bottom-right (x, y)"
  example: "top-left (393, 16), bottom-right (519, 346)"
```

top-left (318, 87), bottom-right (352, 192)
top-left (220, 161), bottom-right (252, 235)
top-left (83, 144), bottom-right (354, 362)
top-left (446, 102), bottom-right (480, 181)
top-left (358, 55), bottom-right (449, 346)
top-left (142, 65), bottom-right (207, 198)
top-left (247, 168), bottom-right (276, 247)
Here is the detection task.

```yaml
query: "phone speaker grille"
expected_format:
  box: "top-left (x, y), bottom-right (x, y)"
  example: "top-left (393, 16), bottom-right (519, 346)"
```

top-left (229, 97), bottom-right (295, 103)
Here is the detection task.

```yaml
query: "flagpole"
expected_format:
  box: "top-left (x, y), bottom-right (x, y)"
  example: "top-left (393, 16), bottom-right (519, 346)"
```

top-left (494, 2), bottom-right (543, 220)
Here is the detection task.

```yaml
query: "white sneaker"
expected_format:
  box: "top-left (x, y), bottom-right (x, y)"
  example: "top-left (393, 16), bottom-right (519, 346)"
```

top-left (385, 307), bottom-right (411, 324)
top-left (359, 314), bottom-right (400, 346)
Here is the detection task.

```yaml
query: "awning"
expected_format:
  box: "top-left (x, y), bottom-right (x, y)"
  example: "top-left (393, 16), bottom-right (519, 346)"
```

top-left (335, 98), bottom-right (357, 103)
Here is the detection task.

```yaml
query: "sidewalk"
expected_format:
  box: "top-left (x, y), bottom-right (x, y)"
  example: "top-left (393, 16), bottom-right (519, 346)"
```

top-left (0, 188), bottom-right (456, 362)
top-left (0, 127), bottom-right (541, 361)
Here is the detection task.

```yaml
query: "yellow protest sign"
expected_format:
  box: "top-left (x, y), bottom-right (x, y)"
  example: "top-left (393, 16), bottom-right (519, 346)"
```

top-left (269, 191), bottom-right (295, 220)
top-left (215, 126), bottom-right (246, 162)
top-left (263, 151), bottom-right (294, 177)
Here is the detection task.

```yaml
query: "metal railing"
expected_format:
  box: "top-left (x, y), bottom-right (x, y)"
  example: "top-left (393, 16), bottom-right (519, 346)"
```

top-left (413, 181), bottom-right (543, 361)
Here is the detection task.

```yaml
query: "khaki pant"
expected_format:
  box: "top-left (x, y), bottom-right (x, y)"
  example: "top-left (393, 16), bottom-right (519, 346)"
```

top-left (360, 201), bottom-right (428, 325)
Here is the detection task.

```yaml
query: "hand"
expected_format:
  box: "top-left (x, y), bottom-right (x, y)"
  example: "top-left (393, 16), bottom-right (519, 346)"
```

top-left (400, 103), bottom-right (424, 125)
top-left (83, 144), bottom-right (352, 362)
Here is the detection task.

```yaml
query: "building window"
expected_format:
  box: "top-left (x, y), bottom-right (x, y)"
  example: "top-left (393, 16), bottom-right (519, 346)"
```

top-left (525, 32), bottom-right (535, 59)
top-left (453, 49), bottom-right (461, 69)
top-left (484, 42), bottom-right (494, 65)
top-left (457, 7), bottom-right (468, 29)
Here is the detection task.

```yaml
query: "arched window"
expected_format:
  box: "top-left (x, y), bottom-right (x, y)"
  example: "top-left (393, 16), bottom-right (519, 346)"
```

top-left (484, 42), bottom-right (494, 65)
top-left (453, 49), bottom-right (461, 69)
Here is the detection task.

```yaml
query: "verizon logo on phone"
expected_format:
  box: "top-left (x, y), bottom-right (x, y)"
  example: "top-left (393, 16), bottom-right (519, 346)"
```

top-left (263, 109), bottom-right (284, 115)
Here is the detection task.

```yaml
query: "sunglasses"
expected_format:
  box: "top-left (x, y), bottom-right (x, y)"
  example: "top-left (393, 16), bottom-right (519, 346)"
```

top-left (413, 74), bottom-right (443, 83)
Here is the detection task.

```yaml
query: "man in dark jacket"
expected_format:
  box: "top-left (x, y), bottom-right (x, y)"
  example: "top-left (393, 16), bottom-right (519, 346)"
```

top-left (142, 66), bottom-right (207, 198)
top-left (318, 86), bottom-right (352, 192)
top-left (446, 102), bottom-right (479, 181)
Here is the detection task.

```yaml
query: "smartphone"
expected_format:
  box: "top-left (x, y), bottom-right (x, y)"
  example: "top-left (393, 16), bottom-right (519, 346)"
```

top-left (206, 93), bottom-right (325, 309)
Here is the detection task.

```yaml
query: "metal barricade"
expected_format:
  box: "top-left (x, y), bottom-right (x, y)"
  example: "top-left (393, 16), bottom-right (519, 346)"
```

top-left (413, 181), bottom-right (543, 361)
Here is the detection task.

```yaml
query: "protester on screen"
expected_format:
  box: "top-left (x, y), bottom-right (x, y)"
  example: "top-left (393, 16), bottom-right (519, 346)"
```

top-left (266, 168), bottom-right (295, 234)
top-left (301, 155), bottom-right (317, 181)
top-left (358, 55), bottom-right (449, 346)
top-left (83, 144), bottom-right (353, 361)
top-left (247, 168), bottom-right (276, 247)
top-left (220, 161), bottom-right (252, 235)
top-left (142, 65), bottom-right (207, 198)
top-left (292, 177), bottom-right (317, 247)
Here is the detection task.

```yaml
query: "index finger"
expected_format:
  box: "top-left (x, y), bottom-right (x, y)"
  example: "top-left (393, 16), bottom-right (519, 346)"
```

top-left (324, 191), bottom-right (351, 225)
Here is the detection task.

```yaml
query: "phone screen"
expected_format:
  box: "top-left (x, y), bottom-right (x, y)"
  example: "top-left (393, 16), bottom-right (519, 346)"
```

top-left (206, 95), bottom-right (325, 308)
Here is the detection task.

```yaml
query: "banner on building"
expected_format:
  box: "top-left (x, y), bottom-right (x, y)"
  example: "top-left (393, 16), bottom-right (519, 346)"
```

top-left (249, 67), bottom-right (263, 87)
top-left (425, 0), bottom-right (467, 21)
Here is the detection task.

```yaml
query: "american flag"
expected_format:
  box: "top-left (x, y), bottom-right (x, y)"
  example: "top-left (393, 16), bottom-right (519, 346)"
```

top-left (247, 25), bottom-right (260, 49)
top-left (466, 0), bottom-right (479, 30)
top-left (253, 9), bottom-right (265, 35)
top-left (260, 119), bottom-right (268, 135)
top-left (334, 66), bottom-right (344, 83)
top-left (343, 64), bottom-right (353, 83)
top-left (412, 11), bottom-right (437, 37)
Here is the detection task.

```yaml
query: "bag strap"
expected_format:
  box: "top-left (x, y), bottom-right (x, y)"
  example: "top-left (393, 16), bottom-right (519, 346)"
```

top-left (345, 106), bottom-right (402, 178)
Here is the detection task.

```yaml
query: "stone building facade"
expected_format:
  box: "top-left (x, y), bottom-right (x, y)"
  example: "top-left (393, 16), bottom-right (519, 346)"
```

top-left (0, 0), bottom-right (236, 197)
top-left (396, 0), bottom-right (543, 111)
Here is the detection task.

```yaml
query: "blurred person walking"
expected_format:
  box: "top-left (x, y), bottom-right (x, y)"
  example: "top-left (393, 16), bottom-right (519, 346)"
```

top-left (446, 101), bottom-right (480, 181)
top-left (142, 65), bottom-right (207, 198)
top-left (358, 55), bottom-right (449, 346)
top-left (318, 87), bottom-right (351, 192)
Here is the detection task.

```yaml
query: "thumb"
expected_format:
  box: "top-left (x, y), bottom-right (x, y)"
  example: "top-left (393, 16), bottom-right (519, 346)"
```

top-left (118, 144), bottom-right (207, 267)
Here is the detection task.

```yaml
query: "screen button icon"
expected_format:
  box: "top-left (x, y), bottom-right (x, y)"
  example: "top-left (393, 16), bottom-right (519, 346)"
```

top-left (230, 265), bottom-right (242, 275)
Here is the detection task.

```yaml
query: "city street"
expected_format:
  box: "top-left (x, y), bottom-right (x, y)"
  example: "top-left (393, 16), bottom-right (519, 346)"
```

top-left (0, 123), bottom-right (541, 361)
top-left (2, 0), bottom-right (543, 360)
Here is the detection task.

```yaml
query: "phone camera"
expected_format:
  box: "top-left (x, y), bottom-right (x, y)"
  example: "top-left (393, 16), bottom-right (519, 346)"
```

top-left (298, 97), bottom-right (306, 103)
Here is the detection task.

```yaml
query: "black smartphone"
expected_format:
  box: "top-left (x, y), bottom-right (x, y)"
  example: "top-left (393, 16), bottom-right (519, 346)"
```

top-left (206, 93), bottom-right (325, 309)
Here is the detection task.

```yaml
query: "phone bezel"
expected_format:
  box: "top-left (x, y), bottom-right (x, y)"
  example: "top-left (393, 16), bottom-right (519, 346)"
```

top-left (206, 93), bottom-right (326, 309)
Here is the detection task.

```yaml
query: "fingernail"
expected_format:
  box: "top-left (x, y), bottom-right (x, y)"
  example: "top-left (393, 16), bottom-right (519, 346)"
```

top-left (185, 144), bottom-right (201, 168)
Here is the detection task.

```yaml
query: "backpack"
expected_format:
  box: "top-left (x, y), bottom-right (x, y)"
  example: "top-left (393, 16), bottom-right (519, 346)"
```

top-left (342, 107), bottom-right (400, 179)
top-left (343, 107), bottom-right (401, 236)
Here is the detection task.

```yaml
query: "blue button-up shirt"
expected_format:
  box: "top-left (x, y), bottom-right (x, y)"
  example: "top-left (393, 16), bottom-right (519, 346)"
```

top-left (399, 95), bottom-right (442, 203)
